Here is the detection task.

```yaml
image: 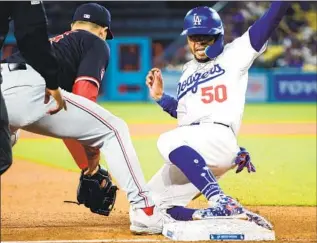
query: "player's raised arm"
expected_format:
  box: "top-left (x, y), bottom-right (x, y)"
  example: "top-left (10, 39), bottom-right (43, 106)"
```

top-left (146, 68), bottom-right (178, 118)
top-left (249, 1), bottom-right (290, 52)
top-left (205, 1), bottom-right (290, 72)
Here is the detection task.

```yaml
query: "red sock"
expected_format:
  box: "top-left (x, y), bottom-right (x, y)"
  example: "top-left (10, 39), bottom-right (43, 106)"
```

top-left (142, 206), bottom-right (154, 216)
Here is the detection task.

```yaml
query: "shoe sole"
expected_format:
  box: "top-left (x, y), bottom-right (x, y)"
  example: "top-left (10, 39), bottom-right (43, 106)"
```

top-left (130, 225), bottom-right (162, 235)
top-left (192, 212), bottom-right (249, 221)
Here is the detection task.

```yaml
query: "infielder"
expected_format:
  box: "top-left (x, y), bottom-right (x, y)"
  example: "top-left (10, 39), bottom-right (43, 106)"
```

top-left (0, 1), bottom-right (66, 176)
top-left (2, 3), bottom-right (163, 235)
top-left (146, 1), bottom-right (290, 229)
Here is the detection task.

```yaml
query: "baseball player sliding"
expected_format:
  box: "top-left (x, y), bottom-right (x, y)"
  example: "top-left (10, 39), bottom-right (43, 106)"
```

top-left (2, 3), bottom-right (163, 235)
top-left (146, 1), bottom-right (290, 229)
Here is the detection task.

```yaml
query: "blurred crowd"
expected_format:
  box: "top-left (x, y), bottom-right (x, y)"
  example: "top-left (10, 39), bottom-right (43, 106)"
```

top-left (164, 2), bottom-right (317, 71)
top-left (2, 2), bottom-right (316, 71)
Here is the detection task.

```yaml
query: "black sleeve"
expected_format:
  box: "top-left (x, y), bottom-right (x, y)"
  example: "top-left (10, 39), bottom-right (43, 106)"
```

top-left (0, 2), bottom-right (13, 50)
top-left (11, 2), bottom-right (59, 89)
top-left (76, 39), bottom-right (109, 90)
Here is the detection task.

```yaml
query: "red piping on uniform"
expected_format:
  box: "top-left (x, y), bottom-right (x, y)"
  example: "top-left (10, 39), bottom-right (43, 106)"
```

top-left (64, 97), bottom-right (150, 207)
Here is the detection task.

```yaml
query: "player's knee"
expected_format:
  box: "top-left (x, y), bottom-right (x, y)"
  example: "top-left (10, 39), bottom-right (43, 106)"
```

top-left (208, 148), bottom-right (239, 177)
top-left (112, 117), bottom-right (129, 134)
top-left (157, 132), bottom-right (172, 162)
top-left (157, 132), bottom-right (183, 163)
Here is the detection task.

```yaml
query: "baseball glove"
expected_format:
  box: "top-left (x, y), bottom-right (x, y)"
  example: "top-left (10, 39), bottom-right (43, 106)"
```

top-left (77, 166), bottom-right (118, 216)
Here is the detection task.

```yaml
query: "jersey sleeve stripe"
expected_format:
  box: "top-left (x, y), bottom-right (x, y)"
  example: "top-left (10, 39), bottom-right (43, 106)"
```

top-left (75, 76), bottom-right (100, 90)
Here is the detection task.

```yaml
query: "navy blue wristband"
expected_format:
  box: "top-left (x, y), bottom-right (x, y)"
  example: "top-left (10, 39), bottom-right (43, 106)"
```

top-left (156, 93), bottom-right (178, 118)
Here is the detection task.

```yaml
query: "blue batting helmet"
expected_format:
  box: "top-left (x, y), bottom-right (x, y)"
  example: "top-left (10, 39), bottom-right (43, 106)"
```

top-left (181, 6), bottom-right (224, 59)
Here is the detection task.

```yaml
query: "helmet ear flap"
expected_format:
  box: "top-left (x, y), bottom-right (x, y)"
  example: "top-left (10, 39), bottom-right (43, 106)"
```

top-left (213, 33), bottom-right (221, 42)
top-left (205, 34), bottom-right (224, 59)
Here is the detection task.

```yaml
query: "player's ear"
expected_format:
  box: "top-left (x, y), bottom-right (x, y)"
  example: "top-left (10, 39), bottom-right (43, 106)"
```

top-left (101, 27), bottom-right (108, 40)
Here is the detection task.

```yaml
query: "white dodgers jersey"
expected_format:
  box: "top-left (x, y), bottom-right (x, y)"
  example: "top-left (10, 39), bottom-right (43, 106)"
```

top-left (176, 30), bottom-right (267, 135)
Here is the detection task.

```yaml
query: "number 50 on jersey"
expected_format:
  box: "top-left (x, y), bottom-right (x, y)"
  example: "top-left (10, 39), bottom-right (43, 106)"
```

top-left (201, 84), bottom-right (227, 104)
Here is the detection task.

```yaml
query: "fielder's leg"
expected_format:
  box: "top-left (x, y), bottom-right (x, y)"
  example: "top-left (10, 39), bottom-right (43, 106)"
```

top-left (1, 66), bottom-right (153, 208)
top-left (0, 83), bottom-right (12, 176)
top-left (1, 67), bottom-right (162, 233)
top-left (3, 83), bottom-right (155, 208)
top-left (0, 3), bottom-right (13, 176)
top-left (22, 92), bottom-right (155, 208)
top-left (24, 91), bottom-right (162, 233)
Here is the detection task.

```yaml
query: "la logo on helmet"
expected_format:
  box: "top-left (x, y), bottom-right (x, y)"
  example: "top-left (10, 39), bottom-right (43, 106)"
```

top-left (193, 13), bottom-right (202, 26)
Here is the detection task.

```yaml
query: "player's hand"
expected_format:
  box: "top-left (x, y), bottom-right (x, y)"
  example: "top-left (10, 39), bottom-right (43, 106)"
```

top-left (146, 68), bottom-right (164, 101)
top-left (84, 164), bottom-right (99, 176)
top-left (83, 146), bottom-right (100, 176)
top-left (44, 88), bottom-right (67, 115)
top-left (234, 147), bottom-right (256, 174)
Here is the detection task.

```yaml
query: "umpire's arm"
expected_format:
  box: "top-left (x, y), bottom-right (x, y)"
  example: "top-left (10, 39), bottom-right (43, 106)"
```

top-left (11, 1), bottom-right (59, 90)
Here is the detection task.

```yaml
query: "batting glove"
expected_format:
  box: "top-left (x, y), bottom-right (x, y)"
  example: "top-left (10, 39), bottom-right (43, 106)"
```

top-left (234, 147), bottom-right (256, 174)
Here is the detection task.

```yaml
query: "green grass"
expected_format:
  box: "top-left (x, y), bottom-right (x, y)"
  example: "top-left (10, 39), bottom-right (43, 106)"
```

top-left (224, 136), bottom-right (316, 206)
top-left (99, 103), bottom-right (317, 123)
top-left (13, 135), bottom-right (316, 206)
top-left (12, 103), bottom-right (317, 206)
top-left (13, 139), bottom-right (78, 171)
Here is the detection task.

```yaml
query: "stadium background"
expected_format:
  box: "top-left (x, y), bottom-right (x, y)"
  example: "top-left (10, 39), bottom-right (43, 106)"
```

top-left (2, 1), bottom-right (317, 102)
top-left (1, 1), bottom-right (316, 242)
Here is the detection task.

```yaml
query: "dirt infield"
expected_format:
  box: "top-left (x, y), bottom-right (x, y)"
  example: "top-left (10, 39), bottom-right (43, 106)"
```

top-left (1, 122), bottom-right (316, 242)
